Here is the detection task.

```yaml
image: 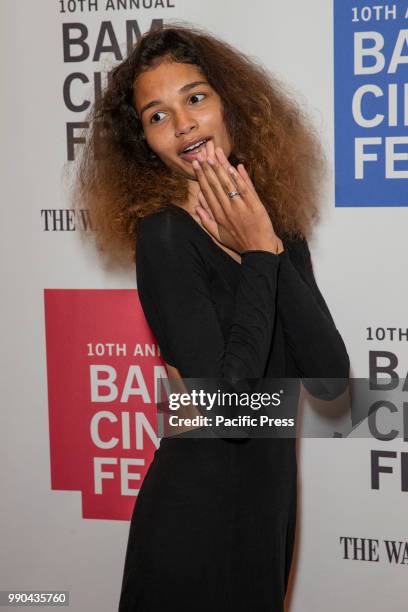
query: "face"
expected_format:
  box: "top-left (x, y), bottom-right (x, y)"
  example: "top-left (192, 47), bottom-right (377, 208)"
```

top-left (133, 60), bottom-right (232, 180)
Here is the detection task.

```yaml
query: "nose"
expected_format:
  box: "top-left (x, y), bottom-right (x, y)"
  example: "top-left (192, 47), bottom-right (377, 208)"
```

top-left (174, 108), bottom-right (197, 137)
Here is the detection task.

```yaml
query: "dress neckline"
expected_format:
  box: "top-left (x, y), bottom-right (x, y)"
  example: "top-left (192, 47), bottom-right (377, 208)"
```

top-left (168, 202), bottom-right (242, 267)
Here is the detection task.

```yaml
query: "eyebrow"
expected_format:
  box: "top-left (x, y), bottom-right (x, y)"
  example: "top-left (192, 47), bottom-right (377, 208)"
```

top-left (138, 80), bottom-right (210, 118)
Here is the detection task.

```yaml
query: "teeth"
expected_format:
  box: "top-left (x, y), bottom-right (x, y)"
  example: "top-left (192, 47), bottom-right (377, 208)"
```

top-left (183, 139), bottom-right (207, 153)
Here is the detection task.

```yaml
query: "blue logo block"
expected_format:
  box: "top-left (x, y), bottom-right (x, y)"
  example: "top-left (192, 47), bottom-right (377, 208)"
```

top-left (334, 0), bottom-right (408, 206)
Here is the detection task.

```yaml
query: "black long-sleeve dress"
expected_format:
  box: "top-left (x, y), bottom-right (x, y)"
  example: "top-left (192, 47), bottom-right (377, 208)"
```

top-left (118, 203), bottom-right (349, 612)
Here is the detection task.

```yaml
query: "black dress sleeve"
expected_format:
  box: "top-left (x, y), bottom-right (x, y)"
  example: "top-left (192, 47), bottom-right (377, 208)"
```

top-left (277, 238), bottom-right (350, 398)
top-left (136, 210), bottom-right (280, 384)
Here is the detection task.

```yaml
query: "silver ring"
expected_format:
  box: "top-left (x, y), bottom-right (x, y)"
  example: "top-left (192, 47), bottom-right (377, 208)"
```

top-left (227, 190), bottom-right (240, 199)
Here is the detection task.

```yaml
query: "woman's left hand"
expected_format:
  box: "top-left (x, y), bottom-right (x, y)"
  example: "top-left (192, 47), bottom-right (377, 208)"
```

top-left (192, 140), bottom-right (284, 254)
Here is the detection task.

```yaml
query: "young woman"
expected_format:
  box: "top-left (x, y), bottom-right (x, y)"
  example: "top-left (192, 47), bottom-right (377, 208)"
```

top-left (72, 23), bottom-right (349, 612)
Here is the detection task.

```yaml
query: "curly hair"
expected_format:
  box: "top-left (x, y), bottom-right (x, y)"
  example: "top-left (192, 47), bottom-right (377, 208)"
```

top-left (66, 21), bottom-right (327, 266)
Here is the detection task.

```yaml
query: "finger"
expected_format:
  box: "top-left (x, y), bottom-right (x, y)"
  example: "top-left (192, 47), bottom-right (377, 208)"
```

top-left (205, 139), bottom-right (215, 159)
top-left (200, 143), bottom-right (207, 162)
top-left (200, 155), bottom-right (236, 214)
top-left (195, 205), bottom-right (219, 236)
top-left (192, 158), bottom-right (226, 222)
top-left (225, 164), bottom-right (249, 202)
top-left (237, 163), bottom-right (256, 192)
top-left (198, 191), bottom-right (215, 221)
top-left (214, 147), bottom-right (246, 193)
top-left (207, 154), bottom-right (243, 202)
top-left (214, 146), bottom-right (229, 166)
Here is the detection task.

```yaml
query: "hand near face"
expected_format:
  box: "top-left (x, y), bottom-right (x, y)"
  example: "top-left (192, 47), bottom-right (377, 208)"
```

top-left (193, 140), bottom-right (283, 255)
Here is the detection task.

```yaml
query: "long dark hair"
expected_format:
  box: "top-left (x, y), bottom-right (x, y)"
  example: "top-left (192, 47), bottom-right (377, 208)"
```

top-left (67, 22), bottom-right (326, 265)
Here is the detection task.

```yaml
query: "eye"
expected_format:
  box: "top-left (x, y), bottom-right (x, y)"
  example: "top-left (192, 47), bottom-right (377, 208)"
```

top-left (189, 93), bottom-right (206, 104)
top-left (150, 111), bottom-right (166, 124)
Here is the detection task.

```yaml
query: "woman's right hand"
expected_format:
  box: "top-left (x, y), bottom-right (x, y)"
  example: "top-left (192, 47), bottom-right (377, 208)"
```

top-left (193, 140), bottom-right (283, 255)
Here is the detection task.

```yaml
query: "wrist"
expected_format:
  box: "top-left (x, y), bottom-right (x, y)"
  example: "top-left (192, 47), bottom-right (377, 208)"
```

top-left (244, 238), bottom-right (281, 255)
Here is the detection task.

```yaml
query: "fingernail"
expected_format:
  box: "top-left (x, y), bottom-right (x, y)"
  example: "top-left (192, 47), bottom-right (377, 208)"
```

top-left (207, 157), bottom-right (214, 165)
top-left (228, 166), bottom-right (236, 175)
top-left (197, 153), bottom-right (203, 163)
top-left (192, 160), bottom-right (200, 168)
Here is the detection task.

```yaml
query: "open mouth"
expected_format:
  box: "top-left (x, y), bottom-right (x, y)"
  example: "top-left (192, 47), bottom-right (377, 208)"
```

top-left (180, 138), bottom-right (211, 160)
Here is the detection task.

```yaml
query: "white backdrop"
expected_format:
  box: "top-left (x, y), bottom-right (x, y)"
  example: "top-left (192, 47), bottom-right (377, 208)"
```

top-left (2, 1), bottom-right (407, 610)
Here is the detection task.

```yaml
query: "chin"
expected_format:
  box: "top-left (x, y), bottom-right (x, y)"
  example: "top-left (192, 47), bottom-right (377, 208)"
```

top-left (169, 165), bottom-right (195, 182)
top-left (172, 160), bottom-right (197, 180)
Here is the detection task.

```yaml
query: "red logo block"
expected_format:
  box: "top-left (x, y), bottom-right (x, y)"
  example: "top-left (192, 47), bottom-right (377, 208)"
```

top-left (44, 289), bottom-right (167, 520)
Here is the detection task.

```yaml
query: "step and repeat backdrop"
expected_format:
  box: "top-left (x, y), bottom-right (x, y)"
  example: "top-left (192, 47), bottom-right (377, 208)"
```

top-left (2, 1), bottom-right (407, 610)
